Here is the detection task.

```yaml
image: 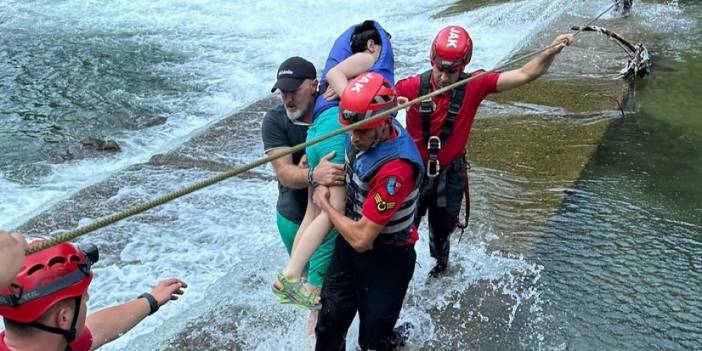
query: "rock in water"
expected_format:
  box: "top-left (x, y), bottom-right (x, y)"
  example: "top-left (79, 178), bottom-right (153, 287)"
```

top-left (51, 137), bottom-right (122, 162)
top-left (79, 137), bottom-right (121, 152)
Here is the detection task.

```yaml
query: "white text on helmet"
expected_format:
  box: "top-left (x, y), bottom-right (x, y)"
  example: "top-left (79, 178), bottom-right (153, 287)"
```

top-left (447, 27), bottom-right (461, 48)
top-left (350, 73), bottom-right (374, 93)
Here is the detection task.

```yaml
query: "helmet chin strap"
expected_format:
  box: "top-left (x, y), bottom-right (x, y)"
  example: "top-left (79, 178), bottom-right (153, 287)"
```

top-left (369, 122), bottom-right (391, 149)
top-left (370, 132), bottom-right (381, 149)
top-left (27, 297), bottom-right (82, 351)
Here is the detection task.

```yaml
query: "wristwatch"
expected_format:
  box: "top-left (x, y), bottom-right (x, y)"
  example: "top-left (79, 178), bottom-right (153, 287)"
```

top-left (308, 166), bottom-right (319, 187)
top-left (138, 293), bottom-right (159, 315)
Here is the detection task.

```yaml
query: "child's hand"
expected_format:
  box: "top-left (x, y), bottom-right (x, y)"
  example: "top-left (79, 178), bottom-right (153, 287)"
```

top-left (323, 85), bottom-right (338, 101)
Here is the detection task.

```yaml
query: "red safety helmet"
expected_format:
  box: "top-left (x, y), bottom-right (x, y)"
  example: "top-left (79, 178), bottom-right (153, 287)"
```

top-left (430, 25), bottom-right (473, 71)
top-left (339, 72), bottom-right (397, 130)
top-left (0, 241), bottom-right (97, 323)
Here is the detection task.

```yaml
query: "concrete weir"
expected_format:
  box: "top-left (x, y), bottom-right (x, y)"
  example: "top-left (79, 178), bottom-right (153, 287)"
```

top-left (15, 1), bottom-right (654, 349)
top-left (395, 2), bottom-right (647, 349)
top-left (161, 5), bottom-right (639, 350)
top-left (16, 97), bottom-right (279, 250)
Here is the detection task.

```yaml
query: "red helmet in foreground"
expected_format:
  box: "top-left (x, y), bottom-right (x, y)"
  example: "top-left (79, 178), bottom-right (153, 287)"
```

top-left (430, 25), bottom-right (473, 71)
top-left (0, 241), bottom-right (98, 323)
top-left (339, 72), bottom-right (397, 130)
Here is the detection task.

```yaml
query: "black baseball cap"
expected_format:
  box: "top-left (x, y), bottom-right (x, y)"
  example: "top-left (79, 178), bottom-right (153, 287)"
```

top-left (270, 56), bottom-right (317, 93)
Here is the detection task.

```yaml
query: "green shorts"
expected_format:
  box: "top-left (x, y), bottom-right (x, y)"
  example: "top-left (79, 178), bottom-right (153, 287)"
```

top-left (275, 212), bottom-right (339, 288)
top-left (306, 107), bottom-right (346, 167)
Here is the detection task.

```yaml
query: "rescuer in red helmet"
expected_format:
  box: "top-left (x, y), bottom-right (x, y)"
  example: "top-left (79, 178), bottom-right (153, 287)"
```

top-left (395, 25), bottom-right (574, 276)
top-left (0, 240), bottom-right (187, 351)
top-left (313, 72), bottom-right (424, 350)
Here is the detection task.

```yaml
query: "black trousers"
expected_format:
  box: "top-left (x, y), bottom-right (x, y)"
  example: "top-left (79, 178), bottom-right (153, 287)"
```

top-left (315, 237), bottom-right (416, 351)
top-left (413, 158), bottom-right (467, 267)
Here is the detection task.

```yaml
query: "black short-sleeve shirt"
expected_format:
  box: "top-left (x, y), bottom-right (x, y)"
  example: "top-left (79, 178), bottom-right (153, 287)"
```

top-left (261, 105), bottom-right (309, 222)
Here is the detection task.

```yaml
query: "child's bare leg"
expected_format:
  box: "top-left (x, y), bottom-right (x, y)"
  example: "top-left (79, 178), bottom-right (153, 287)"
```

top-left (291, 189), bottom-right (319, 255)
top-left (282, 186), bottom-right (345, 281)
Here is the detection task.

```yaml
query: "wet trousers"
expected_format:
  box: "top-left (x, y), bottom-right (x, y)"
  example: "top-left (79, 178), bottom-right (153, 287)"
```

top-left (413, 156), bottom-right (469, 268)
top-left (315, 237), bottom-right (416, 351)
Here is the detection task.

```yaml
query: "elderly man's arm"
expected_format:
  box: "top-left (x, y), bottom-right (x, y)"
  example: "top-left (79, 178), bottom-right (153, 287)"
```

top-left (268, 150), bottom-right (308, 189)
top-left (87, 278), bottom-right (187, 351)
top-left (0, 231), bottom-right (25, 290)
top-left (268, 149), bottom-right (345, 188)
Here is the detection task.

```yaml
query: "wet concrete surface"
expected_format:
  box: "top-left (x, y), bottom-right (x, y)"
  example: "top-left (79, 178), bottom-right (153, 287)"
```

top-left (17, 97), bottom-right (279, 261)
top-left (17, 1), bottom-right (658, 349)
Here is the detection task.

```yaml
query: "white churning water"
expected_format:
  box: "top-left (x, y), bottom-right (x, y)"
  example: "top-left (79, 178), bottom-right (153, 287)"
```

top-left (1, 0), bottom-right (574, 349)
top-left (1, 0), bottom-right (568, 229)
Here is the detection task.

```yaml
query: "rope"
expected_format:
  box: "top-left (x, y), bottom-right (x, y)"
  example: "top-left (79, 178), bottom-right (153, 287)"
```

top-left (25, 3), bottom-right (616, 255)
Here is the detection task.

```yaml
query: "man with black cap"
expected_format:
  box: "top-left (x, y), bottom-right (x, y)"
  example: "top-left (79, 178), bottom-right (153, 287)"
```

top-left (262, 56), bottom-right (346, 298)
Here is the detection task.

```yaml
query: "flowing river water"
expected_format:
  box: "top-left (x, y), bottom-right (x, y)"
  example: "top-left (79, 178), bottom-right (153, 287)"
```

top-left (1, 1), bottom-right (700, 350)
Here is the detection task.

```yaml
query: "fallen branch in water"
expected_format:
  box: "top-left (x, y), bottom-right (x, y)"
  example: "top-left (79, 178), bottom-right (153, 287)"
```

top-left (572, 25), bottom-right (651, 80)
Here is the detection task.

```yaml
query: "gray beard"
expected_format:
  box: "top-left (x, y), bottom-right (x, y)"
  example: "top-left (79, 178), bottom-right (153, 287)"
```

top-left (286, 108), bottom-right (304, 121)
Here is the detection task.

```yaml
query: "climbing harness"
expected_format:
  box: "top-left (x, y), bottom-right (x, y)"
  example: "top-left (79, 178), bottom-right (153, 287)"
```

top-left (418, 69), bottom-right (470, 179)
top-left (417, 68), bottom-right (471, 232)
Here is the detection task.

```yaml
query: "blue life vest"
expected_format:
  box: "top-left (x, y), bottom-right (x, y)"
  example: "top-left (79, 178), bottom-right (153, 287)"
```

top-left (344, 119), bottom-right (424, 244)
top-left (313, 20), bottom-right (395, 118)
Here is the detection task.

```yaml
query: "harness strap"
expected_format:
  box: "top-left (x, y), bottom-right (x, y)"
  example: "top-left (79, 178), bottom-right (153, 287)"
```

top-left (419, 70), bottom-right (433, 147)
top-left (436, 166), bottom-right (449, 207)
top-left (422, 154), bottom-right (464, 206)
top-left (440, 72), bottom-right (469, 144)
top-left (418, 70), bottom-right (470, 179)
top-left (456, 158), bottom-right (471, 241)
top-left (26, 297), bottom-right (82, 351)
top-left (420, 154), bottom-right (471, 240)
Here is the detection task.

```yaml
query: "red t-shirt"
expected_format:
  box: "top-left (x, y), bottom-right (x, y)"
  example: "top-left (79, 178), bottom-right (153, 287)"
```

top-left (0, 327), bottom-right (93, 351)
top-left (361, 158), bottom-right (418, 245)
top-left (395, 70), bottom-right (500, 166)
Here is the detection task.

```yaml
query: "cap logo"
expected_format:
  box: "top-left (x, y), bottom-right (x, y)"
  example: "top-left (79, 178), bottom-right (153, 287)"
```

top-left (278, 69), bottom-right (294, 77)
top-left (350, 73), bottom-right (374, 93)
top-left (446, 27), bottom-right (460, 48)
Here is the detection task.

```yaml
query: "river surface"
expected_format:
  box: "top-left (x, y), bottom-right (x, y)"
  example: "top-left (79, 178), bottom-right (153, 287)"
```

top-left (536, 2), bottom-right (702, 349)
top-left (1, 1), bottom-right (700, 350)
